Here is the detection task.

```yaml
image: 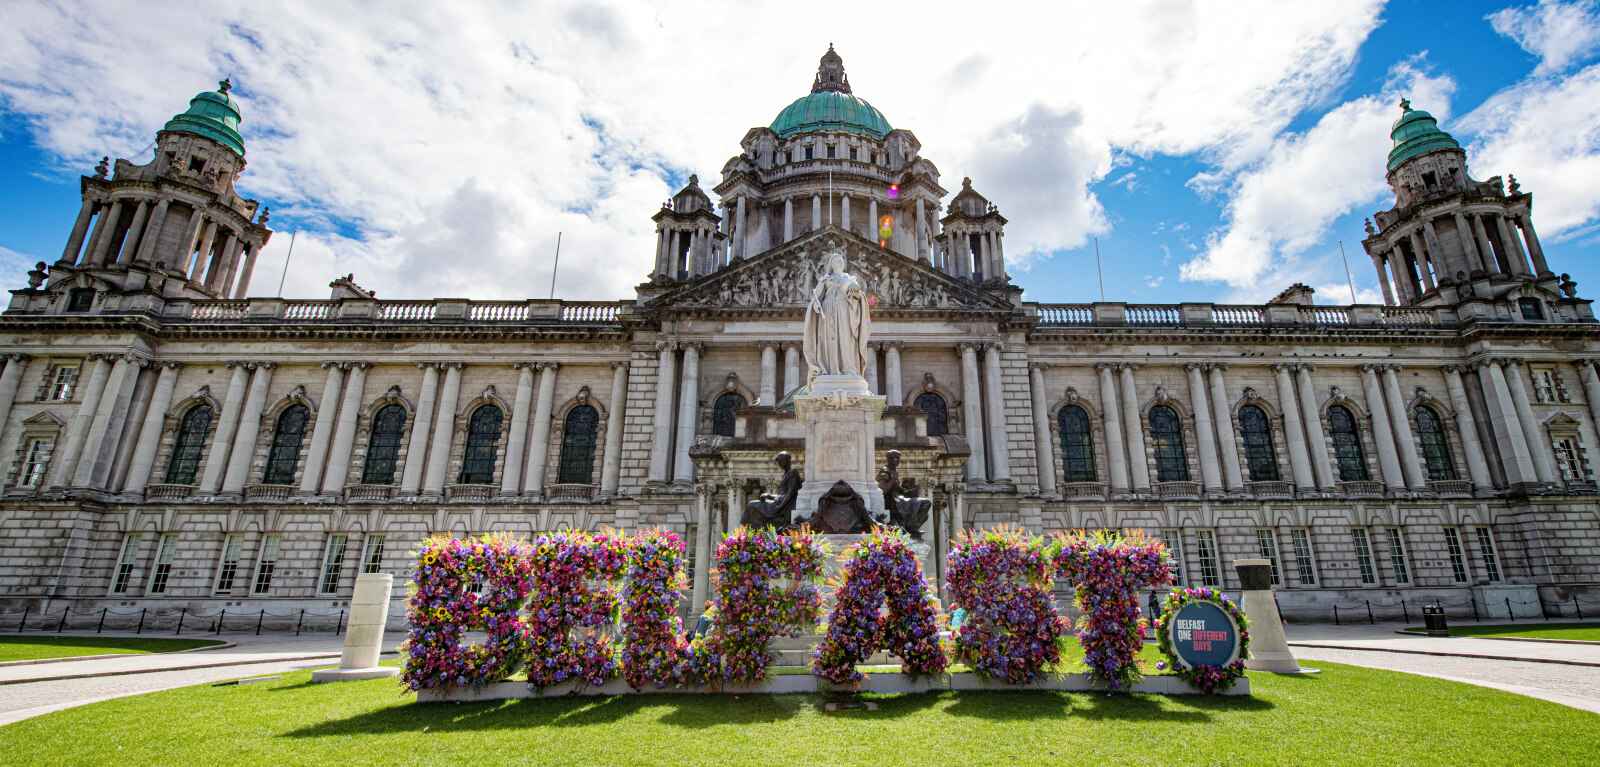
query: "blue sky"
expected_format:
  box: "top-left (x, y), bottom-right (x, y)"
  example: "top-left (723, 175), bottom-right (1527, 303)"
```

top-left (2, 1), bottom-right (1598, 306)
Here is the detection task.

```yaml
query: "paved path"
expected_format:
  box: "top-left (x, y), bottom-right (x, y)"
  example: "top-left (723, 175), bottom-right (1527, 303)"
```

top-left (1282, 619), bottom-right (1600, 666)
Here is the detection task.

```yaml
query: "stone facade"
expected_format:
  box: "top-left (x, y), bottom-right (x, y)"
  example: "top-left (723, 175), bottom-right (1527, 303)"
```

top-left (0, 51), bottom-right (1597, 619)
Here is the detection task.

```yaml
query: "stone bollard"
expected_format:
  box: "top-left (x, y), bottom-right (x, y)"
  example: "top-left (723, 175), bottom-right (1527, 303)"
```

top-left (311, 573), bottom-right (400, 683)
top-left (1233, 559), bottom-right (1316, 674)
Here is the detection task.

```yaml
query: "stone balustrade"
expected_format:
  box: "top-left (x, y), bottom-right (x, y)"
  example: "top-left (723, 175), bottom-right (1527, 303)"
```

top-left (243, 483), bottom-right (292, 502)
top-left (546, 483), bottom-right (599, 504)
top-left (38, 297), bottom-right (630, 326)
top-left (444, 484), bottom-right (494, 503)
top-left (1034, 301), bottom-right (1593, 328)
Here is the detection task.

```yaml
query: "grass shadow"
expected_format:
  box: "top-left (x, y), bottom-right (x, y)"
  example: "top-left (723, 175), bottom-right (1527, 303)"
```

top-left (284, 693), bottom-right (641, 737)
top-left (1069, 690), bottom-right (1275, 723)
top-left (818, 690), bottom-right (946, 720)
top-left (654, 693), bottom-right (801, 728)
top-left (943, 691), bottom-right (1071, 720)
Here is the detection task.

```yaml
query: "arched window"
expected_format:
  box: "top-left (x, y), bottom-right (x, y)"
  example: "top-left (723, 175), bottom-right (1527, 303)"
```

top-left (360, 404), bottom-right (408, 485)
top-left (1238, 405), bottom-right (1279, 482)
top-left (458, 405), bottom-right (503, 485)
top-left (1414, 406), bottom-right (1456, 480)
top-left (262, 405), bottom-right (310, 485)
top-left (1057, 404), bottom-right (1095, 482)
top-left (712, 393), bottom-right (746, 437)
top-left (164, 404), bottom-right (213, 485)
top-left (558, 405), bottom-right (600, 484)
top-left (915, 392), bottom-right (948, 437)
top-left (1328, 405), bottom-right (1368, 481)
top-left (1149, 405), bottom-right (1189, 482)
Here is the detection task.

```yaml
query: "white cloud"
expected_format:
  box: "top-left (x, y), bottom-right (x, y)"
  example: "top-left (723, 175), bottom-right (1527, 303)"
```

top-left (0, 0), bottom-right (1389, 299)
top-left (1488, 0), bottom-right (1600, 75)
top-left (1181, 60), bottom-right (1456, 296)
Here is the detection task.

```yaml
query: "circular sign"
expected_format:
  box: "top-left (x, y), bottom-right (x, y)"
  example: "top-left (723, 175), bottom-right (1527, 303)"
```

top-left (1165, 600), bottom-right (1240, 670)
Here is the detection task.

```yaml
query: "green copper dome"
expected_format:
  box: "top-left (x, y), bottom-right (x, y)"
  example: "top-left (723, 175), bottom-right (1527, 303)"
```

top-left (1387, 98), bottom-right (1458, 172)
top-left (770, 46), bottom-right (892, 139)
top-left (162, 79), bottom-right (246, 157)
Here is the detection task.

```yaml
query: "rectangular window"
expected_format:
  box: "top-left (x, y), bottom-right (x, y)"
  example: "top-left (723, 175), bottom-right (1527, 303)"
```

top-left (111, 533), bottom-right (141, 594)
top-left (785, 151), bottom-right (793, 163)
top-left (684, 524), bottom-right (699, 588)
top-left (1290, 529), bottom-right (1317, 586)
top-left (21, 438), bottom-right (52, 486)
top-left (1530, 368), bottom-right (1559, 403)
top-left (1552, 436), bottom-right (1590, 481)
top-left (848, 147), bottom-right (858, 161)
top-left (215, 534), bottom-right (244, 592)
top-left (826, 145), bottom-right (835, 159)
top-left (1386, 528), bottom-right (1411, 585)
top-left (1351, 528), bottom-right (1377, 585)
top-left (1159, 529), bottom-right (1184, 585)
top-left (253, 534), bottom-right (281, 594)
top-left (147, 534), bottom-right (178, 594)
top-left (804, 146), bottom-right (813, 160)
top-left (49, 366), bottom-right (78, 401)
top-left (1443, 527), bottom-right (1469, 583)
top-left (319, 534), bottom-right (349, 595)
top-left (1194, 530), bottom-right (1221, 587)
top-left (1476, 527), bottom-right (1502, 583)
top-left (361, 534), bottom-right (386, 574)
top-left (1519, 298), bottom-right (1545, 320)
top-left (1256, 529), bottom-right (1281, 586)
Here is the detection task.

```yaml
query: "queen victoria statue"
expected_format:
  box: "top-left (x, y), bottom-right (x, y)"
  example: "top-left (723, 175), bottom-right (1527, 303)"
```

top-left (802, 250), bottom-right (871, 390)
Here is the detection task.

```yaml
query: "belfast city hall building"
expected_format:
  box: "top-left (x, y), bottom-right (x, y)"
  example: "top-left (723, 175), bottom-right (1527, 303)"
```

top-left (0, 48), bottom-right (1595, 623)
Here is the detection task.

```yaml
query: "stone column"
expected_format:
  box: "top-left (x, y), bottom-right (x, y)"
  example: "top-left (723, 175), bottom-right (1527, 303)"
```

top-left (298, 363), bottom-right (346, 496)
top-left (1295, 365), bottom-right (1336, 490)
top-left (1577, 361), bottom-right (1600, 471)
top-left (310, 573), bottom-right (399, 683)
top-left (320, 362), bottom-right (370, 495)
top-left (689, 482), bottom-right (714, 617)
top-left (50, 355), bottom-right (112, 488)
top-left (1380, 365), bottom-right (1427, 490)
top-left (1472, 215), bottom-right (1500, 273)
top-left (1454, 213), bottom-right (1484, 274)
top-left (116, 201), bottom-right (150, 264)
top-left (197, 362), bottom-right (251, 494)
top-left (783, 344), bottom-right (800, 396)
top-left (673, 344), bottom-right (702, 485)
top-left (979, 233), bottom-right (993, 281)
top-left (1503, 359), bottom-right (1559, 484)
top-left (959, 343), bottom-right (987, 482)
top-left (648, 341), bottom-right (677, 483)
top-left (176, 211), bottom-right (204, 274)
top-left (0, 355), bottom-right (31, 446)
top-left (74, 355), bottom-right (142, 489)
top-left (422, 363), bottom-right (464, 497)
top-left (214, 235), bottom-right (245, 295)
top-left (1096, 363), bottom-right (1130, 490)
top-left (221, 363), bottom-right (276, 495)
top-left (1499, 215), bottom-right (1532, 276)
top-left (864, 344), bottom-right (880, 395)
top-left (1029, 363), bottom-right (1056, 495)
top-left (191, 219), bottom-right (219, 281)
top-left (1120, 364), bottom-right (1152, 489)
top-left (1477, 361), bottom-right (1537, 485)
top-left (500, 363), bottom-right (537, 496)
top-left (1273, 365), bottom-right (1315, 489)
top-left (812, 194), bottom-right (821, 231)
top-left (1408, 232), bottom-right (1435, 292)
top-left (1208, 364), bottom-right (1244, 490)
top-left (1185, 364), bottom-right (1222, 491)
top-left (1442, 365), bottom-right (1493, 490)
top-left (1371, 255), bottom-right (1396, 306)
top-left (60, 199), bottom-right (96, 265)
top-left (735, 196), bottom-right (747, 261)
top-left (123, 362), bottom-right (181, 496)
top-left (783, 199), bottom-right (794, 241)
top-left (842, 194), bottom-right (851, 231)
top-left (134, 199), bottom-right (171, 265)
top-left (916, 198), bottom-right (928, 261)
top-left (1358, 365), bottom-right (1405, 490)
top-left (599, 361), bottom-right (629, 498)
top-left (982, 344), bottom-right (1011, 483)
top-left (1517, 214), bottom-right (1550, 276)
top-left (86, 200), bottom-right (123, 265)
top-left (1421, 219), bottom-right (1446, 284)
top-left (525, 362), bottom-right (561, 496)
top-left (868, 199), bottom-right (879, 242)
top-left (399, 364), bottom-right (440, 495)
top-left (1389, 246), bottom-right (1414, 303)
top-left (758, 344), bottom-right (777, 406)
top-left (884, 342), bottom-right (903, 404)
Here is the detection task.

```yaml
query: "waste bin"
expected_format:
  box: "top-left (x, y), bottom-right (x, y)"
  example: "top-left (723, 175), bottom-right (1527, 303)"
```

top-left (1422, 604), bottom-right (1449, 637)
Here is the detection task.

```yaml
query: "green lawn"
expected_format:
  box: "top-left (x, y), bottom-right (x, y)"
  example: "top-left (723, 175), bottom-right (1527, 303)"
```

top-left (1, 660), bottom-right (1596, 766)
top-left (1403, 622), bottom-right (1600, 642)
top-left (0, 636), bottom-right (225, 663)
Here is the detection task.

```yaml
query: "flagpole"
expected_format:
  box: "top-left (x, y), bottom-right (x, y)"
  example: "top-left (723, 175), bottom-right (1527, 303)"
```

top-left (1338, 239), bottom-right (1357, 304)
top-left (275, 230), bottom-right (297, 298)
top-left (1094, 236), bottom-right (1105, 301)
top-left (549, 232), bottom-right (562, 299)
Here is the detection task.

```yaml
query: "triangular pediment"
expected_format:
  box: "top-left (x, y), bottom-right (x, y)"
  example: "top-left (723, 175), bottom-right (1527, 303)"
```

top-left (646, 226), bottom-right (1011, 312)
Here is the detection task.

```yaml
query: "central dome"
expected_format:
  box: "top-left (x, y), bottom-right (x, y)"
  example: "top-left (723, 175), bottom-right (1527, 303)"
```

top-left (769, 46), bottom-right (892, 139)
top-left (162, 78), bottom-right (246, 157)
top-left (1387, 98), bottom-right (1458, 172)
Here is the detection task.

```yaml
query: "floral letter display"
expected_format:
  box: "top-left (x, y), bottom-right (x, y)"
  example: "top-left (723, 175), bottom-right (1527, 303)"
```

top-left (400, 533), bottom-right (532, 693)
top-left (946, 526), bottom-right (1069, 684)
top-left (619, 529), bottom-right (709, 689)
top-left (523, 530), bottom-right (629, 690)
top-left (1053, 530), bottom-right (1174, 691)
top-left (1156, 587), bottom-right (1250, 693)
top-left (706, 527), bottom-right (826, 683)
top-left (812, 531), bottom-right (948, 684)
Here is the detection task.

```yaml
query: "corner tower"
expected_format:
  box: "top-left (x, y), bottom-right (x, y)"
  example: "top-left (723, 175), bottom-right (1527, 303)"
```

top-left (1361, 99), bottom-right (1557, 310)
top-left (46, 79), bottom-right (273, 305)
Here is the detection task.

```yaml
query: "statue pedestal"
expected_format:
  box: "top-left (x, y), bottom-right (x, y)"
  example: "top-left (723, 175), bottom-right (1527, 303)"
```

top-left (793, 376), bottom-right (886, 518)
